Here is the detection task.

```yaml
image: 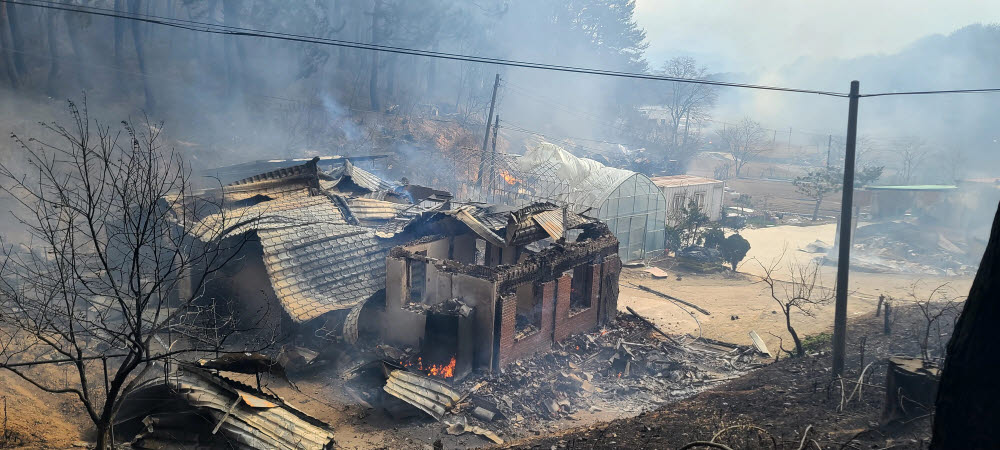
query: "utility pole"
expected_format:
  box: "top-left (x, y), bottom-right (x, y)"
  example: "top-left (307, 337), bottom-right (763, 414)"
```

top-left (487, 114), bottom-right (500, 202)
top-left (832, 80), bottom-right (860, 378)
top-left (826, 134), bottom-right (832, 168)
top-left (477, 73), bottom-right (501, 190)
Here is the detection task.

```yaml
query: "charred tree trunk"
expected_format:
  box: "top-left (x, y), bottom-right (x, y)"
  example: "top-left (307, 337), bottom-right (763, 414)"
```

top-left (45, 8), bottom-right (59, 95)
top-left (221, 0), bottom-right (250, 100)
top-left (368, 0), bottom-right (382, 112)
top-left (63, 4), bottom-right (89, 90)
top-left (931, 201), bottom-right (1000, 448)
top-left (812, 197), bottom-right (822, 221)
top-left (128, 0), bottom-right (155, 111)
top-left (0, 4), bottom-right (19, 88)
top-left (785, 308), bottom-right (804, 356)
top-left (5, 2), bottom-right (26, 77)
top-left (114, 0), bottom-right (125, 62)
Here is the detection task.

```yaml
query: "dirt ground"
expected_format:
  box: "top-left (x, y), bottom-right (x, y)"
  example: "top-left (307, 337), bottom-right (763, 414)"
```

top-left (0, 223), bottom-right (974, 449)
top-left (625, 223), bottom-right (972, 359)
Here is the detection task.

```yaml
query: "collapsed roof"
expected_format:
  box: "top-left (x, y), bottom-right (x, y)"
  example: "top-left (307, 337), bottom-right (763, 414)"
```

top-left (173, 157), bottom-right (596, 324)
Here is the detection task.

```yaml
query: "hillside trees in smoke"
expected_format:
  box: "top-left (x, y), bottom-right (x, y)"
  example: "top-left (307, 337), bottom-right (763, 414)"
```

top-left (750, 24), bottom-right (1000, 175)
top-left (892, 137), bottom-right (929, 185)
top-left (616, 56), bottom-right (717, 174)
top-left (0, 0), bottom-right (658, 174)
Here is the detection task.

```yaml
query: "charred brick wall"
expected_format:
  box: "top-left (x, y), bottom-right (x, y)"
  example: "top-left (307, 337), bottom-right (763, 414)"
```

top-left (599, 254), bottom-right (621, 325)
top-left (553, 265), bottom-right (602, 342)
top-left (498, 280), bottom-right (556, 366)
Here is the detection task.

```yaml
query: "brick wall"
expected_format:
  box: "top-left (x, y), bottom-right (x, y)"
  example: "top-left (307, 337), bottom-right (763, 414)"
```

top-left (554, 265), bottom-right (602, 342)
top-left (498, 280), bottom-right (555, 366)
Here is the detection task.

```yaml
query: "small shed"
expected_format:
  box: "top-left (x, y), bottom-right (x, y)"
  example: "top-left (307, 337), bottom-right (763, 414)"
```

top-left (650, 175), bottom-right (726, 223)
top-left (861, 185), bottom-right (958, 222)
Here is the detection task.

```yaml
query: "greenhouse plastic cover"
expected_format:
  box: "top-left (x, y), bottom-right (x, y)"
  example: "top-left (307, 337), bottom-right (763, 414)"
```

top-left (516, 142), bottom-right (637, 211)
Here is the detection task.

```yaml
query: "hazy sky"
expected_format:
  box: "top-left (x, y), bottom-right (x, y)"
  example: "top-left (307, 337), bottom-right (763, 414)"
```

top-left (634, 0), bottom-right (1000, 73)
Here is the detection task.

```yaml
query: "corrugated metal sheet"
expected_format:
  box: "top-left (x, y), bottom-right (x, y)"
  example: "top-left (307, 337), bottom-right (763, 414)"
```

top-left (124, 367), bottom-right (335, 450)
top-left (452, 208), bottom-right (506, 247)
top-left (650, 174), bottom-right (723, 188)
top-left (531, 209), bottom-right (565, 241)
top-left (383, 370), bottom-right (460, 421)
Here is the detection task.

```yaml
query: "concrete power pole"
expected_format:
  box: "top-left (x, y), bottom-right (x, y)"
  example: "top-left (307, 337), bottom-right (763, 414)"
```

top-left (832, 81), bottom-right (860, 378)
top-left (826, 134), bottom-right (832, 168)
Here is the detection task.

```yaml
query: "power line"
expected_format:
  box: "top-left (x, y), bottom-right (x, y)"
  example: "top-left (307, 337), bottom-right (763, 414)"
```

top-left (859, 88), bottom-right (1000, 98)
top-left (4, 0), bottom-right (853, 97)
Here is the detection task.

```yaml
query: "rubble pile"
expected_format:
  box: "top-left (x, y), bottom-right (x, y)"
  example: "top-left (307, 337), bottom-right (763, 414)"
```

top-left (445, 314), bottom-right (759, 434)
top-left (845, 221), bottom-right (980, 276)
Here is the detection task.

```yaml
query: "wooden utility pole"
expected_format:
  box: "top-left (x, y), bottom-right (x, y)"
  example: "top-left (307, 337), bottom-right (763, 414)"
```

top-left (476, 73), bottom-right (501, 189)
top-left (832, 81), bottom-right (860, 377)
top-left (486, 114), bottom-right (500, 202)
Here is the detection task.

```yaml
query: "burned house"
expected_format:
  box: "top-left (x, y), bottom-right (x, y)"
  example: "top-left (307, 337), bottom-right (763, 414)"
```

top-left (174, 156), bottom-right (621, 378)
top-left (380, 204), bottom-right (621, 379)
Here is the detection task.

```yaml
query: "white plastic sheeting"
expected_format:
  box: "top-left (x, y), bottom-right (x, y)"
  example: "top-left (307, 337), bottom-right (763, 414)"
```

top-left (515, 142), bottom-right (637, 212)
top-left (491, 142), bottom-right (667, 262)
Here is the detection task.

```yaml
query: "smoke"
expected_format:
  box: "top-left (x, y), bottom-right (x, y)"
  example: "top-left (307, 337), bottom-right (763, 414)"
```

top-left (711, 24), bottom-right (1000, 181)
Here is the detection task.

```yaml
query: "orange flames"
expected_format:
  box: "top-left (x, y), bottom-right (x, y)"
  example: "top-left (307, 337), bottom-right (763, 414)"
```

top-left (498, 169), bottom-right (522, 185)
top-left (401, 356), bottom-right (457, 379)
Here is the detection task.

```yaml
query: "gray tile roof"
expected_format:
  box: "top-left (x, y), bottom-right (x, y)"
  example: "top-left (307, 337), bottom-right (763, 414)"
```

top-left (259, 222), bottom-right (388, 322)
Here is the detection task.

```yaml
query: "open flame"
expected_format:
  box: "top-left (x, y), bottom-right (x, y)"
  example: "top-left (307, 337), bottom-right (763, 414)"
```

top-left (498, 169), bottom-right (522, 185)
top-left (401, 356), bottom-right (457, 379)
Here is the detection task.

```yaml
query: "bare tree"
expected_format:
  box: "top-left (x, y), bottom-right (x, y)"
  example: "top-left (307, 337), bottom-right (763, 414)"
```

top-left (659, 57), bottom-right (718, 152)
top-left (716, 117), bottom-right (767, 178)
top-left (904, 281), bottom-right (964, 363)
top-left (755, 252), bottom-right (834, 356)
top-left (892, 137), bottom-right (928, 184)
top-left (939, 148), bottom-right (967, 183)
top-left (0, 101), bottom-right (266, 449)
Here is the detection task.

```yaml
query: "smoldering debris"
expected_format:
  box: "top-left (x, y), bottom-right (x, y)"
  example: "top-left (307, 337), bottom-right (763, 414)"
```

top-left (364, 313), bottom-right (760, 441)
top-left (822, 221), bottom-right (982, 276)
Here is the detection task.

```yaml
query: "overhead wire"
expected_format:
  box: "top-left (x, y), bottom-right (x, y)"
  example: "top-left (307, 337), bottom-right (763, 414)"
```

top-left (859, 88), bottom-right (1000, 98)
top-left (13, 0), bottom-right (1000, 100)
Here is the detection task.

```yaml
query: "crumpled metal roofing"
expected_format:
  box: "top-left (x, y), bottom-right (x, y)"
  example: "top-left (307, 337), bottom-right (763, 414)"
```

top-left (347, 197), bottom-right (410, 220)
top-left (325, 159), bottom-right (396, 193)
top-left (383, 369), bottom-right (460, 421)
top-left (183, 158), bottom-right (408, 322)
top-left (124, 366), bottom-right (334, 450)
top-left (222, 157), bottom-right (321, 202)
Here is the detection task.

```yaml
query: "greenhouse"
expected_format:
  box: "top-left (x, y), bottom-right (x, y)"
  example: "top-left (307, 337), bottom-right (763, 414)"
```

top-left (478, 142), bottom-right (667, 262)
